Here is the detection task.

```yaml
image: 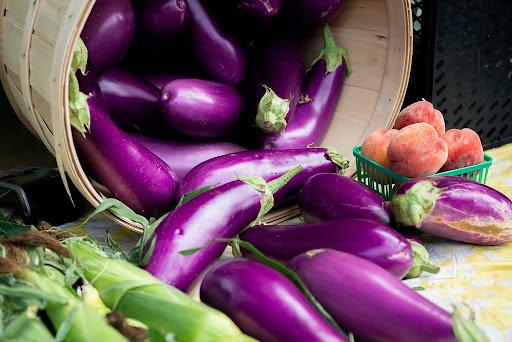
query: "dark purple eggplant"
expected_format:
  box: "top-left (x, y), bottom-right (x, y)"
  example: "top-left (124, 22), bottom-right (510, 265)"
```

top-left (81, 0), bottom-right (136, 75)
top-left (98, 69), bottom-right (161, 130)
top-left (285, 0), bottom-right (346, 25)
top-left (299, 173), bottom-right (391, 224)
top-left (252, 37), bottom-right (305, 133)
top-left (160, 78), bottom-right (244, 138)
top-left (72, 77), bottom-right (177, 217)
top-left (144, 74), bottom-right (181, 90)
top-left (145, 167), bottom-right (302, 291)
top-left (289, 249), bottom-right (487, 342)
top-left (262, 25), bottom-right (348, 149)
top-left (129, 134), bottom-right (247, 181)
top-left (178, 148), bottom-right (349, 204)
top-left (222, 0), bottom-right (282, 20)
top-left (240, 219), bottom-right (439, 279)
top-left (200, 259), bottom-right (346, 342)
top-left (389, 177), bottom-right (512, 245)
top-left (138, 0), bottom-right (190, 39)
top-left (188, 0), bottom-right (247, 85)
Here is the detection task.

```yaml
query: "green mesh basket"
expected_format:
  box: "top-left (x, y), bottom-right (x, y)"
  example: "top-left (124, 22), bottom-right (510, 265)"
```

top-left (353, 145), bottom-right (493, 200)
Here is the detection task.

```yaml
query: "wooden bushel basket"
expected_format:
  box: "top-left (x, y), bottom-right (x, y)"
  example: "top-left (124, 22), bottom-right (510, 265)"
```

top-left (0, 0), bottom-right (412, 233)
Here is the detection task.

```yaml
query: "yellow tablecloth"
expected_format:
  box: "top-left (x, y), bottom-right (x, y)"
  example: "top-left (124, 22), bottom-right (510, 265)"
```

top-left (74, 143), bottom-right (512, 341)
top-left (405, 144), bottom-right (512, 341)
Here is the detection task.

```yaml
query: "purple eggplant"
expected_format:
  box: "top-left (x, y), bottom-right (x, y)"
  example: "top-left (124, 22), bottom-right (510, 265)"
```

top-left (178, 148), bottom-right (349, 204)
top-left (188, 0), bottom-right (247, 85)
top-left (252, 37), bottom-right (305, 133)
top-left (285, 0), bottom-right (346, 25)
top-left (145, 167), bottom-right (302, 290)
top-left (129, 134), bottom-right (247, 181)
top-left (222, 0), bottom-right (282, 20)
top-left (200, 259), bottom-right (346, 342)
top-left (72, 77), bottom-right (177, 217)
top-left (240, 219), bottom-right (439, 279)
top-left (81, 0), bottom-right (136, 76)
top-left (98, 69), bottom-right (161, 130)
top-left (299, 173), bottom-right (391, 224)
top-left (262, 25), bottom-right (347, 149)
top-left (389, 177), bottom-right (512, 245)
top-left (160, 78), bottom-right (244, 138)
top-left (144, 74), bottom-right (181, 90)
top-left (289, 249), bottom-right (487, 342)
top-left (138, 0), bottom-right (190, 39)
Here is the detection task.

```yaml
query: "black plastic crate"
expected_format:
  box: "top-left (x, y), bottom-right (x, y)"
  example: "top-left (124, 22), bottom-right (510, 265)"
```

top-left (405, 0), bottom-right (512, 149)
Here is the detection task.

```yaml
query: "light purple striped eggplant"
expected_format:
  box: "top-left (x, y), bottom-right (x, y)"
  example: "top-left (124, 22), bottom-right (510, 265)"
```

top-left (389, 176), bottom-right (512, 245)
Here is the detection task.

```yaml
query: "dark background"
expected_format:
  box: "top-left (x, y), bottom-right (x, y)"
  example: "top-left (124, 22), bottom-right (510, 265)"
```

top-left (0, 89), bottom-right (54, 169)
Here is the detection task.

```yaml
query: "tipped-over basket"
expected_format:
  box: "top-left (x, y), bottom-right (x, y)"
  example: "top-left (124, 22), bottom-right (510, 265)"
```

top-left (0, 0), bottom-right (412, 232)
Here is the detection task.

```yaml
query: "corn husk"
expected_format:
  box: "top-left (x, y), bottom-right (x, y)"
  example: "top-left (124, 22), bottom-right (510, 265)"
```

top-left (66, 238), bottom-right (254, 342)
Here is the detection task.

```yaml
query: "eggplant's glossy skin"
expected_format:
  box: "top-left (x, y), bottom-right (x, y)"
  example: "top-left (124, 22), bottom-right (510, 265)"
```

top-left (200, 259), bottom-right (346, 342)
top-left (188, 0), bottom-right (247, 85)
top-left (299, 173), bottom-right (391, 224)
top-left (130, 134), bottom-right (247, 181)
top-left (224, 0), bottom-right (282, 19)
top-left (81, 0), bottom-right (136, 75)
top-left (286, 0), bottom-right (346, 25)
top-left (144, 74), bottom-right (180, 89)
top-left (241, 219), bottom-right (412, 278)
top-left (139, 0), bottom-right (190, 39)
top-left (98, 69), bottom-right (160, 130)
top-left (145, 181), bottom-right (263, 290)
top-left (392, 177), bottom-right (512, 245)
top-left (178, 149), bottom-right (339, 203)
top-left (160, 79), bottom-right (244, 138)
top-left (252, 37), bottom-right (305, 128)
top-left (289, 249), bottom-right (455, 342)
top-left (263, 59), bottom-right (345, 149)
top-left (73, 80), bottom-right (177, 218)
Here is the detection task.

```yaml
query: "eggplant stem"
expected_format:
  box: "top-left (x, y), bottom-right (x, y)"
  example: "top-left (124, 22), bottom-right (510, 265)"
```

top-left (309, 24), bottom-right (350, 74)
top-left (404, 240), bottom-right (440, 279)
top-left (452, 305), bottom-right (489, 342)
top-left (326, 148), bottom-right (350, 174)
top-left (255, 85), bottom-right (291, 133)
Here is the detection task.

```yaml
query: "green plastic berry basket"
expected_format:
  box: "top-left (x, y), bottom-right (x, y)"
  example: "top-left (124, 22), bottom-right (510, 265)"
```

top-left (353, 145), bottom-right (493, 200)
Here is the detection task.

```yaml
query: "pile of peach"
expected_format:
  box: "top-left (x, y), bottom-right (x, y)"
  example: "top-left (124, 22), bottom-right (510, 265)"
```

top-left (362, 99), bottom-right (484, 178)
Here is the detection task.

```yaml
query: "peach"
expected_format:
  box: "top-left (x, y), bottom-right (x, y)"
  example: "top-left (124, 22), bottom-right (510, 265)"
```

top-left (440, 128), bottom-right (484, 171)
top-left (394, 99), bottom-right (446, 136)
top-left (361, 128), bottom-right (399, 168)
top-left (388, 123), bottom-right (448, 177)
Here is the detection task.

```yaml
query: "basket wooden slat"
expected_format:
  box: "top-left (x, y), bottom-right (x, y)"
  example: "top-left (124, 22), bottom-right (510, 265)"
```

top-left (0, 0), bottom-right (412, 233)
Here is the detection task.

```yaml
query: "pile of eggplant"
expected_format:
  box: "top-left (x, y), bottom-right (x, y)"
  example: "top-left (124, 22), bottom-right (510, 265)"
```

top-left (66, 0), bottom-right (510, 341)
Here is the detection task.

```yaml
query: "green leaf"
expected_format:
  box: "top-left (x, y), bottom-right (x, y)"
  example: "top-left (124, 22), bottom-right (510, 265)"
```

top-left (83, 197), bottom-right (149, 228)
top-left (130, 212), bottom-right (169, 266)
top-left (0, 221), bottom-right (34, 238)
top-left (178, 246), bottom-right (206, 256)
top-left (105, 234), bottom-right (128, 261)
top-left (412, 286), bottom-right (425, 291)
top-left (0, 284), bottom-right (68, 305)
top-left (139, 237), bottom-right (156, 266)
top-left (177, 185), bottom-right (218, 207)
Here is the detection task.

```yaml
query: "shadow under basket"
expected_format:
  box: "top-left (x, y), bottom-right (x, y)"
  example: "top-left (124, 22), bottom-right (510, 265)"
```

top-left (353, 145), bottom-right (493, 200)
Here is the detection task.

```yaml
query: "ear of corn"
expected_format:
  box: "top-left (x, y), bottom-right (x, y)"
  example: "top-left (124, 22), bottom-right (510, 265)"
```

top-left (17, 266), bottom-right (126, 342)
top-left (3, 311), bottom-right (55, 342)
top-left (66, 237), bottom-right (255, 342)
